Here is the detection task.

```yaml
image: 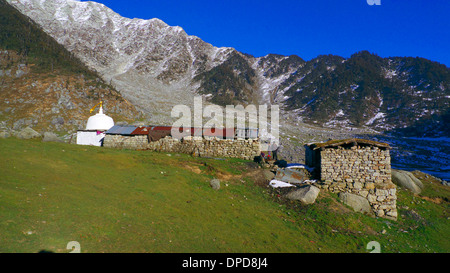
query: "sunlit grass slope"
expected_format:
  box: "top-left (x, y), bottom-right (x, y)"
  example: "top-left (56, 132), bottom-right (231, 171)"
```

top-left (0, 138), bottom-right (448, 253)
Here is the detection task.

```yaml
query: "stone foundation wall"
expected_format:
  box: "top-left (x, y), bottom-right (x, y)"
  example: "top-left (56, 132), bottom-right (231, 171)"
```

top-left (317, 146), bottom-right (397, 220)
top-left (103, 135), bottom-right (261, 160)
top-left (103, 135), bottom-right (148, 150)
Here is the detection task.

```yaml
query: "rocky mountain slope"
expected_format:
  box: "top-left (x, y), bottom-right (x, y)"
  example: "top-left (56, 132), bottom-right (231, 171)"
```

top-left (0, 0), bottom-right (142, 135)
top-left (4, 0), bottom-right (450, 137)
top-left (282, 52), bottom-right (450, 136)
top-left (6, 0), bottom-right (239, 124)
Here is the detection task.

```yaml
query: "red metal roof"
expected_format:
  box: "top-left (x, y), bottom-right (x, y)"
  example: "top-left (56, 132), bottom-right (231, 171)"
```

top-left (149, 126), bottom-right (172, 131)
top-left (131, 126), bottom-right (150, 135)
top-left (109, 125), bottom-right (242, 139)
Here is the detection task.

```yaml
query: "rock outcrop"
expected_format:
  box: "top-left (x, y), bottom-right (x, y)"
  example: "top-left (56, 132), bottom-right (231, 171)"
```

top-left (391, 169), bottom-right (424, 194)
top-left (339, 192), bottom-right (374, 216)
top-left (284, 185), bottom-right (320, 205)
top-left (15, 127), bottom-right (41, 139)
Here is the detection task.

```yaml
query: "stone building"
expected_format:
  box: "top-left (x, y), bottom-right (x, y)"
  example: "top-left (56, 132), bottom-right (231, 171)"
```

top-left (305, 138), bottom-right (397, 220)
top-left (102, 125), bottom-right (261, 161)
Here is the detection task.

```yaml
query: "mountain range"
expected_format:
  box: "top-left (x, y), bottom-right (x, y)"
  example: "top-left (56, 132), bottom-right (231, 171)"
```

top-left (2, 0), bottom-right (450, 137)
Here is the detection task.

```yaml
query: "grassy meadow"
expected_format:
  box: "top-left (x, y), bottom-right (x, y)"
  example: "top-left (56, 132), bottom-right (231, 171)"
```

top-left (0, 138), bottom-right (448, 253)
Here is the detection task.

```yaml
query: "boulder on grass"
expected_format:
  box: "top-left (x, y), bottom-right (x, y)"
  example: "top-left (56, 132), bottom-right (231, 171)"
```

top-left (16, 127), bottom-right (41, 139)
top-left (0, 131), bottom-right (10, 138)
top-left (42, 132), bottom-right (63, 143)
top-left (339, 192), bottom-right (374, 216)
top-left (210, 179), bottom-right (220, 190)
top-left (284, 185), bottom-right (320, 204)
top-left (262, 169), bottom-right (276, 181)
top-left (391, 169), bottom-right (424, 194)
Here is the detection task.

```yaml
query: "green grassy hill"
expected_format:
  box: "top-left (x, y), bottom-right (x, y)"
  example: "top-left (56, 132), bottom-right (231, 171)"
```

top-left (0, 138), bottom-right (448, 253)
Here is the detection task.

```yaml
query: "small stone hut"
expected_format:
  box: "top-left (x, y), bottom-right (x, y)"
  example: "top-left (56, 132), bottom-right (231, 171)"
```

top-left (305, 138), bottom-right (397, 220)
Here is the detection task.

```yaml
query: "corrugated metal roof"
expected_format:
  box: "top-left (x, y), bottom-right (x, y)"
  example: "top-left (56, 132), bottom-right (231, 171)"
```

top-left (105, 125), bottom-right (258, 139)
top-left (132, 127), bottom-right (150, 135)
top-left (148, 129), bottom-right (171, 141)
top-left (203, 128), bottom-right (232, 137)
top-left (149, 126), bottom-right (172, 131)
top-left (105, 125), bottom-right (137, 135)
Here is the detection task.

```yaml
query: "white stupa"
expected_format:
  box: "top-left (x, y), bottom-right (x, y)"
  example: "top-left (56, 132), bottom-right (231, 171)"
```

top-left (85, 104), bottom-right (114, 131)
top-left (77, 101), bottom-right (114, 146)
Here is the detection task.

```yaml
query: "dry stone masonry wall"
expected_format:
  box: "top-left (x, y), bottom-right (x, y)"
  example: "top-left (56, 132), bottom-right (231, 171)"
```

top-left (103, 135), bottom-right (148, 150)
top-left (318, 146), bottom-right (397, 220)
top-left (103, 135), bottom-right (261, 160)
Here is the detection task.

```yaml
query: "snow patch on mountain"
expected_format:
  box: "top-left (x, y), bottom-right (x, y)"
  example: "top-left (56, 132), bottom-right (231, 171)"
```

top-left (365, 112), bottom-right (386, 126)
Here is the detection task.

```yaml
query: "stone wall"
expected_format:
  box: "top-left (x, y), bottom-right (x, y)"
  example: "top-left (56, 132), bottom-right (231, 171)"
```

top-left (103, 135), bottom-right (261, 160)
top-left (317, 146), bottom-right (397, 220)
top-left (103, 135), bottom-right (148, 150)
